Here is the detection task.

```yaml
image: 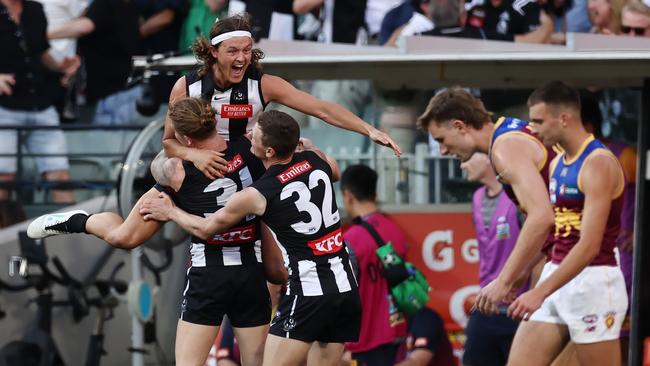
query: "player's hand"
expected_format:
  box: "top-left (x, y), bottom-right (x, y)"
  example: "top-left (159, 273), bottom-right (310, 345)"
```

top-left (507, 288), bottom-right (545, 321)
top-left (296, 137), bottom-right (315, 152)
top-left (0, 74), bottom-right (15, 96)
top-left (140, 192), bottom-right (176, 221)
top-left (189, 148), bottom-right (227, 179)
top-left (369, 127), bottom-right (402, 157)
top-left (475, 278), bottom-right (512, 314)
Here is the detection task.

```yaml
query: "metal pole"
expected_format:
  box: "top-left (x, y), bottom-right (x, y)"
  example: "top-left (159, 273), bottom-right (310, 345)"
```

top-left (629, 78), bottom-right (650, 366)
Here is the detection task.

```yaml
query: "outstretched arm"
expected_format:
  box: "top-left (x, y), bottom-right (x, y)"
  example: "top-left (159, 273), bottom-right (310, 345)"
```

top-left (261, 74), bottom-right (402, 156)
top-left (140, 187), bottom-right (267, 240)
top-left (508, 152), bottom-right (623, 320)
top-left (475, 137), bottom-right (554, 314)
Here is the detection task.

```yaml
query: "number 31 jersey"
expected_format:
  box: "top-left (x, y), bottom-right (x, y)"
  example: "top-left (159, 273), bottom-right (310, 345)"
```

top-left (251, 151), bottom-right (358, 296)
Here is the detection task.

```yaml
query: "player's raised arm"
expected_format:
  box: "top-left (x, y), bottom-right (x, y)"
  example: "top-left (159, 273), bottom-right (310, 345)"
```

top-left (261, 74), bottom-right (402, 157)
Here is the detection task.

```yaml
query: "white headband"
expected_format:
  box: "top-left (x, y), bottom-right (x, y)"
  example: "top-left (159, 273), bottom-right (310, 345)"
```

top-left (211, 31), bottom-right (252, 46)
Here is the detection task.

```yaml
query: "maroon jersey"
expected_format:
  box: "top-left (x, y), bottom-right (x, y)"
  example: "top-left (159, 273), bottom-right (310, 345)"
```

top-left (548, 135), bottom-right (623, 266)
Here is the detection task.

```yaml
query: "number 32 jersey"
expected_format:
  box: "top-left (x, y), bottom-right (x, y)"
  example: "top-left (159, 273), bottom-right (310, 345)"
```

top-left (251, 151), bottom-right (358, 297)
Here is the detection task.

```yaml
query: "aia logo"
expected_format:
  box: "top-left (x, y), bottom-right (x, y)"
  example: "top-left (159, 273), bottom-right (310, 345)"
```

top-left (226, 154), bottom-right (243, 173)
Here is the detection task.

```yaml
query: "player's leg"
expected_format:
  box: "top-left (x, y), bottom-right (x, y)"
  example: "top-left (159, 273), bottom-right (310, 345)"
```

top-left (573, 340), bottom-right (620, 366)
top-left (507, 321), bottom-right (569, 366)
top-left (306, 342), bottom-right (345, 366)
top-left (86, 188), bottom-right (162, 248)
top-left (228, 264), bottom-right (273, 366)
top-left (233, 325), bottom-right (269, 366)
top-left (28, 188), bottom-right (162, 248)
top-left (175, 319), bottom-right (220, 366)
top-left (262, 334), bottom-right (312, 366)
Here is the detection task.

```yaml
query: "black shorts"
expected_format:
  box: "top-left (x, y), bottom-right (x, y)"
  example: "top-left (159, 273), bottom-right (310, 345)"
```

top-left (269, 290), bottom-right (361, 343)
top-left (463, 310), bottom-right (519, 366)
top-left (180, 263), bottom-right (271, 327)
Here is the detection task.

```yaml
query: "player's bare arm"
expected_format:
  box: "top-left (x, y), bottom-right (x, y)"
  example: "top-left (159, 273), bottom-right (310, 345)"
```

top-left (162, 77), bottom-right (227, 179)
top-left (261, 74), bottom-right (402, 156)
top-left (476, 135), bottom-right (554, 314)
top-left (150, 150), bottom-right (186, 191)
top-left (508, 152), bottom-right (624, 320)
top-left (140, 187), bottom-right (267, 240)
top-left (298, 137), bottom-right (341, 182)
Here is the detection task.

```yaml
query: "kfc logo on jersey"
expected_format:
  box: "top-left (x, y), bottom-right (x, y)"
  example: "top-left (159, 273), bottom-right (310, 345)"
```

top-left (221, 104), bottom-right (253, 119)
top-left (277, 161), bottom-right (313, 183)
top-left (207, 224), bottom-right (256, 245)
top-left (226, 154), bottom-right (244, 173)
top-left (308, 229), bottom-right (343, 255)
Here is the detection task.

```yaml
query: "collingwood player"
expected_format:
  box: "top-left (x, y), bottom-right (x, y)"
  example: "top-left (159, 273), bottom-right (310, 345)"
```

top-left (140, 110), bottom-right (362, 366)
top-left (162, 14), bottom-right (400, 181)
top-left (27, 98), bottom-right (286, 366)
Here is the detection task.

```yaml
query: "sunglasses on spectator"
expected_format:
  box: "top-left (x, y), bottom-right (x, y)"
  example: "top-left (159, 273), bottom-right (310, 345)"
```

top-left (621, 25), bottom-right (647, 35)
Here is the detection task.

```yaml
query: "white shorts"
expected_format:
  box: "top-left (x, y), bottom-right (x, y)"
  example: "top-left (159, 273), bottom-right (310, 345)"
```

top-left (529, 262), bottom-right (628, 344)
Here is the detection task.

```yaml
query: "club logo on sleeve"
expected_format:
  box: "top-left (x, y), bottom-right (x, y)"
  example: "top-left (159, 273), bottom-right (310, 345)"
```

top-left (226, 154), bottom-right (244, 173)
top-left (307, 228), bottom-right (343, 255)
top-left (604, 311), bottom-right (616, 329)
top-left (221, 104), bottom-right (253, 119)
top-left (207, 224), bottom-right (256, 245)
top-left (277, 161), bottom-right (313, 183)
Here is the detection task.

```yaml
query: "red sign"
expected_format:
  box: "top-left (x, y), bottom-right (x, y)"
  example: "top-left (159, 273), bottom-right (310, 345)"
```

top-left (308, 228), bottom-right (344, 255)
top-left (387, 212), bottom-right (479, 332)
top-left (276, 161), bottom-right (312, 183)
top-left (221, 104), bottom-right (253, 119)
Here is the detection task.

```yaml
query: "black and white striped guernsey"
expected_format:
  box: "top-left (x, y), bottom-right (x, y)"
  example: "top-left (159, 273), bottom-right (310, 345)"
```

top-left (162, 137), bottom-right (266, 267)
top-left (251, 151), bottom-right (358, 296)
top-left (185, 67), bottom-right (267, 141)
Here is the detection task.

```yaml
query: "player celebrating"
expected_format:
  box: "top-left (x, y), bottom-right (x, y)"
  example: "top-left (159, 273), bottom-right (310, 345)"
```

top-left (140, 109), bottom-right (361, 366)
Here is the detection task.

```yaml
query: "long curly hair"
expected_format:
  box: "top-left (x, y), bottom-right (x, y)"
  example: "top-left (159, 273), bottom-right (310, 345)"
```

top-left (191, 13), bottom-right (265, 77)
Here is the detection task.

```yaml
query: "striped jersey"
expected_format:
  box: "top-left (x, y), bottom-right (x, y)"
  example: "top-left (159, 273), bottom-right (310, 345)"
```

top-left (185, 67), bottom-right (267, 141)
top-left (251, 151), bottom-right (358, 296)
top-left (163, 137), bottom-right (266, 267)
top-left (548, 135), bottom-right (623, 266)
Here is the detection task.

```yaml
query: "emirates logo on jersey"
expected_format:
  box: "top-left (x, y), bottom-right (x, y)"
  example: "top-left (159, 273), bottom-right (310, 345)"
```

top-left (206, 224), bottom-right (256, 245)
top-left (307, 228), bottom-right (343, 255)
top-left (226, 154), bottom-right (244, 173)
top-left (221, 104), bottom-right (253, 119)
top-left (277, 161), bottom-right (313, 183)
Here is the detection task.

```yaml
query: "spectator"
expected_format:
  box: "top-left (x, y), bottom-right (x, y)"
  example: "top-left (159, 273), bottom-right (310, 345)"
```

top-left (379, 0), bottom-right (425, 44)
top-left (460, 152), bottom-right (525, 366)
top-left (136, 0), bottom-right (189, 103)
top-left (464, 0), bottom-right (555, 43)
top-left (588, 0), bottom-right (625, 34)
top-left (36, 0), bottom-right (86, 121)
top-left (620, 0), bottom-right (650, 37)
top-left (48, 0), bottom-right (142, 125)
top-left (394, 307), bottom-right (456, 366)
top-left (0, 0), bottom-right (79, 203)
top-left (340, 164), bottom-right (408, 366)
top-left (179, 0), bottom-right (226, 52)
